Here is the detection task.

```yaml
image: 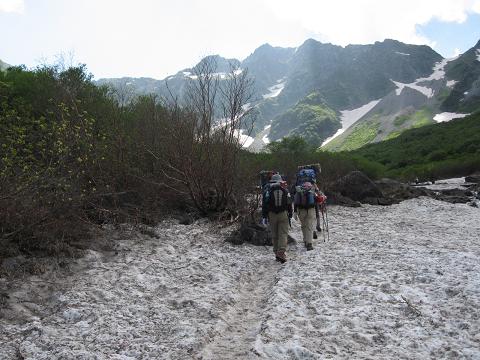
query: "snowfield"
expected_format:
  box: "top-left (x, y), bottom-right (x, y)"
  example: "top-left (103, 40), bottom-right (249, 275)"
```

top-left (433, 112), bottom-right (469, 123)
top-left (390, 58), bottom-right (458, 99)
top-left (322, 99), bottom-right (380, 146)
top-left (1, 197), bottom-right (480, 359)
top-left (262, 81), bottom-right (285, 99)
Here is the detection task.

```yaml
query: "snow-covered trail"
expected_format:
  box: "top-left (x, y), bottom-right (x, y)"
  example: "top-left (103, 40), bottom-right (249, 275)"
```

top-left (256, 198), bottom-right (480, 359)
top-left (1, 197), bottom-right (480, 359)
top-left (199, 262), bottom-right (276, 359)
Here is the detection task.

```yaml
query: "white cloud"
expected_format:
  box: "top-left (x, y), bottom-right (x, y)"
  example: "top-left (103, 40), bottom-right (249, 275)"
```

top-left (264, 0), bottom-right (480, 47)
top-left (0, 0), bottom-right (24, 13)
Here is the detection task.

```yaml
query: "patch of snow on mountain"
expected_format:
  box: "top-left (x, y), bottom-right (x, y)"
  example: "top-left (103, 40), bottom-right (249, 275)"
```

top-left (322, 99), bottom-right (380, 146)
top-left (262, 81), bottom-right (285, 99)
top-left (233, 69), bottom-right (243, 75)
top-left (464, 91), bottom-right (469, 95)
top-left (235, 129), bottom-right (254, 148)
top-left (262, 124), bottom-right (271, 144)
top-left (477, 49), bottom-right (480, 62)
top-left (262, 134), bottom-right (270, 144)
top-left (433, 112), bottom-right (469, 123)
top-left (242, 102), bottom-right (252, 111)
top-left (391, 80), bottom-right (433, 98)
top-left (392, 80), bottom-right (406, 95)
top-left (182, 71), bottom-right (191, 76)
top-left (447, 80), bottom-right (457, 87)
top-left (395, 51), bottom-right (410, 56)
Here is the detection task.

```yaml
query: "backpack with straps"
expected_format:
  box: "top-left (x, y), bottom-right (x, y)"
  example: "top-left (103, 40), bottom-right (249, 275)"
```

top-left (294, 164), bottom-right (321, 209)
top-left (265, 182), bottom-right (290, 213)
top-left (294, 182), bottom-right (316, 208)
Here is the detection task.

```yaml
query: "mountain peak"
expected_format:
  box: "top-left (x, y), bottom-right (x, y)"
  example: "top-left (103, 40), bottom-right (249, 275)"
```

top-left (193, 55), bottom-right (240, 73)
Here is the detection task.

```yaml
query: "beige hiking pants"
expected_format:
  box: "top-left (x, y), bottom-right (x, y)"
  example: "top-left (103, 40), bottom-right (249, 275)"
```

top-left (298, 208), bottom-right (316, 246)
top-left (269, 211), bottom-right (289, 253)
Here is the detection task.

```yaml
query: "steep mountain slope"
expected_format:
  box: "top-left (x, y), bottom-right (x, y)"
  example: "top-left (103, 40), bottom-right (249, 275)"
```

top-left (323, 40), bottom-right (480, 152)
top-left (98, 38), bottom-right (471, 151)
top-left (441, 40), bottom-right (480, 113)
top-left (268, 91), bottom-right (340, 146)
top-left (252, 39), bottom-right (442, 137)
top-left (96, 55), bottom-right (240, 102)
top-left (241, 43), bottom-right (294, 96)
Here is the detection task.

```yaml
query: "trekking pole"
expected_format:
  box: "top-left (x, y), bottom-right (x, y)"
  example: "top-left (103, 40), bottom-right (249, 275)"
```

top-left (321, 209), bottom-right (327, 242)
top-left (324, 204), bottom-right (330, 242)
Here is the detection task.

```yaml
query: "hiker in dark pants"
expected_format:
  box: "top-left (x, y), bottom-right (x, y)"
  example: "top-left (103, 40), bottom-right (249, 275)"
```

top-left (262, 174), bottom-right (293, 263)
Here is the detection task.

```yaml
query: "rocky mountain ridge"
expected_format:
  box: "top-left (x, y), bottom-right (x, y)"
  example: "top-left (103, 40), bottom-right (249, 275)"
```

top-left (97, 38), bottom-right (480, 151)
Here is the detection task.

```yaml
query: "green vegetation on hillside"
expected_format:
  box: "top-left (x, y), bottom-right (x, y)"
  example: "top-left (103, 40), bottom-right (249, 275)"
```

top-left (324, 117), bottom-right (380, 151)
top-left (269, 91), bottom-right (341, 146)
top-left (349, 112), bottom-right (480, 180)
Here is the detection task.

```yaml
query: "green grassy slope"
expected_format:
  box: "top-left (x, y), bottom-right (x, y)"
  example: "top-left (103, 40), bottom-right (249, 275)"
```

top-left (349, 112), bottom-right (480, 180)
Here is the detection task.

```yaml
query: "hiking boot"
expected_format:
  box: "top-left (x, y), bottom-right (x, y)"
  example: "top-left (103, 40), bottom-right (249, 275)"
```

top-left (275, 250), bottom-right (287, 263)
top-left (306, 243), bottom-right (314, 251)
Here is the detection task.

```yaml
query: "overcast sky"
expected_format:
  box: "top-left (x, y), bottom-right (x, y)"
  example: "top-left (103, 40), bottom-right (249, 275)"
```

top-left (1, 0), bottom-right (480, 79)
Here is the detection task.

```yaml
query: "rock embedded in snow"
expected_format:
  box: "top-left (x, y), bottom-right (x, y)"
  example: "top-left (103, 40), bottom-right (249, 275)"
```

top-left (465, 173), bottom-right (480, 184)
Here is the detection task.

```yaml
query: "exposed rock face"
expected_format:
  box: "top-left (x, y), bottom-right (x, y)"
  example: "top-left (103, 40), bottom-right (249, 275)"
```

top-left (375, 178), bottom-right (432, 203)
top-left (465, 173), bottom-right (480, 184)
top-left (329, 171), bottom-right (384, 202)
top-left (326, 173), bottom-right (476, 206)
top-left (324, 190), bottom-right (361, 207)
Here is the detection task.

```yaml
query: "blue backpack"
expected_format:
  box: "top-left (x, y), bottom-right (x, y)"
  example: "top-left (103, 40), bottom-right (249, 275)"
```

top-left (294, 168), bottom-right (317, 208)
top-left (296, 169), bottom-right (316, 185)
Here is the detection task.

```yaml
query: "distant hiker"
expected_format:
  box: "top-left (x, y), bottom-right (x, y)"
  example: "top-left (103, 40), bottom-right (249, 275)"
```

top-left (261, 173), bottom-right (293, 263)
top-left (292, 164), bottom-right (326, 250)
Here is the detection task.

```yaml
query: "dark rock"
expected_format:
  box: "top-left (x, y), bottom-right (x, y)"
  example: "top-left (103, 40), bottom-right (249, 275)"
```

top-left (434, 194), bottom-right (471, 204)
top-left (465, 173), bottom-right (480, 184)
top-left (330, 171), bottom-right (383, 202)
top-left (439, 188), bottom-right (470, 197)
top-left (178, 214), bottom-right (195, 225)
top-left (227, 221), bottom-right (296, 246)
top-left (375, 178), bottom-right (434, 203)
top-left (377, 197), bottom-right (395, 206)
top-left (324, 190), bottom-right (361, 207)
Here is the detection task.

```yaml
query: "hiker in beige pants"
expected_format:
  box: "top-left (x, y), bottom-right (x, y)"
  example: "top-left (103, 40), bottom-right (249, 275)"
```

top-left (298, 208), bottom-right (316, 248)
top-left (262, 173), bottom-right (293, 263)
top-left (269, 211), bottom-right (290, 255)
